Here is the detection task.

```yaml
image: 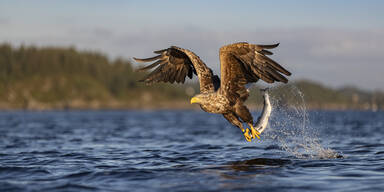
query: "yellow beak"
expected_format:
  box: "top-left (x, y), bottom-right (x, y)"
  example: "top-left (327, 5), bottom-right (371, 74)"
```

top-left (190, 97), bottom-right (200, 104)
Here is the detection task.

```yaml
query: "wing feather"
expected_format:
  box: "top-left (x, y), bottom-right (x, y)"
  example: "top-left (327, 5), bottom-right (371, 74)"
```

top-left (134, 46), bottom-right (219, 93)
top-left (219, 42), bottom-right (291, 102)
top-left (260, 49), bottom-right (273, 55)
top-left (265, 66), bottom-right (288, 83)
top-left (133, 55), bottom-right (162, 63)
top-left (136, 59), bottom-right (166, 71)
top-left (139, 64), bottom-right (163, 82)
top-left (257, 43), bottom-right (280, 49)
top-left (257, 53), bottom-right (291, 76)
top-left (153, 49), bottom-right (168, 54)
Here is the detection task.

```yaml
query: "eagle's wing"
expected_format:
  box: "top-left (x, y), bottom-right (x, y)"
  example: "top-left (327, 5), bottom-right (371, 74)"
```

top-left (133, 46), bottom-right (219, 93)
top-left (219, 42), bottom-right (291, 102)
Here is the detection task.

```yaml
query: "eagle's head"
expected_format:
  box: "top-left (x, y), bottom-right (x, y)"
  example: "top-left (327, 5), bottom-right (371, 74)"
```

top-left (190, 94), bottom-right (210, 105)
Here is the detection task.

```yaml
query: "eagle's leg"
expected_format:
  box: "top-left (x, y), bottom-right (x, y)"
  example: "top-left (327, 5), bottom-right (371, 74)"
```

top-left (247, 123), bottom-right (261, 140)
top-left (223, 113), bottom-right (252, 142)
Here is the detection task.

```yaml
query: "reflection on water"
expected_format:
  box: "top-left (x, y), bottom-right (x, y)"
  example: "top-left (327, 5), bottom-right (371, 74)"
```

top-left (0, 110), bottom-right (383, 192)
top-left (229, 158), bottom-right (291, 171)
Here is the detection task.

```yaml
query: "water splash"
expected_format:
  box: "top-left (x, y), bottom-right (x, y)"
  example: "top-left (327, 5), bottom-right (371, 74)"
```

top-left (264, 85), bottom-right (341, 159)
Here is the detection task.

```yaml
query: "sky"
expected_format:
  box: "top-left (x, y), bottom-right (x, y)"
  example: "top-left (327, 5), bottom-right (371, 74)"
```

top-left (1, 0), bottom-right (384, 90)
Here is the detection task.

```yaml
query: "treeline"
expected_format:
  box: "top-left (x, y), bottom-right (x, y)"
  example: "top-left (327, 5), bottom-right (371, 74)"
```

top-left (269, 80), bottom-right (384, 110)
top-left (0, 43), bottom-right (188, 109)
top-left (0, 43), bottom-right (382, 110)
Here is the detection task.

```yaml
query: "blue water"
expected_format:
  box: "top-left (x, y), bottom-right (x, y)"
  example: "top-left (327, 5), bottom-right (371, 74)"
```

top-left (0, 110), bottom-right (384, 192)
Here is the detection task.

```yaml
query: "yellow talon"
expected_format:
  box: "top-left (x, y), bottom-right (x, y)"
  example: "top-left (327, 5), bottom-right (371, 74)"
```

top-left (243, 128), bottom-right (252, 142)
top-left (251, 128), bottom-right (260, 139)
top-left (249, 124), bottom-right (261, 140)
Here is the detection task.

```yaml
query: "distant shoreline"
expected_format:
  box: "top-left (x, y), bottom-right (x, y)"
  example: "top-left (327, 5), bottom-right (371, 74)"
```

top-left (0, 43), bottom-right (383, 112)
top-left (0, 102), bottom-right (380, 112)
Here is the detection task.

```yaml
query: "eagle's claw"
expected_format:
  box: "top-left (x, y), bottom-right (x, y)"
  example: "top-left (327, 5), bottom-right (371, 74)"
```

top-left (251, 127), bottom-right (261, 139)
top-left (243, 128), bottom-right (252, 142)
top-left (248, 123), bottom-right (261, 140)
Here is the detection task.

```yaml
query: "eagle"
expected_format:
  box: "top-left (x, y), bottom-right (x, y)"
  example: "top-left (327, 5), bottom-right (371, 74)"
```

top-left (133, 42), bottom-right (291, 142)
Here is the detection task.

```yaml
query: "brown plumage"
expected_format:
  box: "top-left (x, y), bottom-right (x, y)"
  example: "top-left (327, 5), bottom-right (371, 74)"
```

top-left (134, 42), bottom-right (291, 141)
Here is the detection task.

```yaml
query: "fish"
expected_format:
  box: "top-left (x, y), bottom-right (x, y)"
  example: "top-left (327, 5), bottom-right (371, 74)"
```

top-left (254, 88), bottom-right (272, 134)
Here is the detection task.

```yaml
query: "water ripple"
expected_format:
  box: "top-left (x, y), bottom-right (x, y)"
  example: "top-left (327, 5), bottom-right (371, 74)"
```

top-left (0, 110), bottom-right (383, 192)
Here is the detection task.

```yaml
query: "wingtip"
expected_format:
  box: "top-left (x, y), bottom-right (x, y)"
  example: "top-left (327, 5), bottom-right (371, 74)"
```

top-left (258, 43), bottom-right (280, 49)
top-left (132, 57), bottom-right (147, 63)
top-left (283, 70), bottom-right (292, 76)
top-left (153, 48), bottom-right (168, 54)
top-left (272, 42), bottom-right (280, 48)
top-left (132, 55), bottom-right (162, 63)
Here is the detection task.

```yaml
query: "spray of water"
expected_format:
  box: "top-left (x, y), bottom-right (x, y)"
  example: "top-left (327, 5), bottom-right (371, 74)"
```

top-left (264, 85), bottom-right (340, 159)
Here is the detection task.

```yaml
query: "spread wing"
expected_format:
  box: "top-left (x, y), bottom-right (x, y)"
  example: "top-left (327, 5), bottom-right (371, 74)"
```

top-left (219, 42), bottom-right (291, 102)
top-left (133, 46), bottom-right (219, 93)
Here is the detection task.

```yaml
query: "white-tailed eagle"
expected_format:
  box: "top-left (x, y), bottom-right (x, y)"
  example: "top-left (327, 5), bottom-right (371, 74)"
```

top-left (134, 42), bottom-right (291, 141)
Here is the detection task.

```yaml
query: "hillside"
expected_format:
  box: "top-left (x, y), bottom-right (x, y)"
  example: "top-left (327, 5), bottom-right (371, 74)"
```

top-left (0, 43), bottom-right (382, 110)
top-left (0, 43), bottom-right (188, 109)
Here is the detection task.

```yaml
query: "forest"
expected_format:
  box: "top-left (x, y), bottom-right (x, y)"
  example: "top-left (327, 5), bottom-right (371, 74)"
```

top-left (0, 43), bottom-right (383, 110)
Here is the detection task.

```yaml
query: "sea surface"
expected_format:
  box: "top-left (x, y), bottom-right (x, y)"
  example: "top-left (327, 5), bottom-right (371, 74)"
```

top-left (1, 109), bottom-right (384, 192)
